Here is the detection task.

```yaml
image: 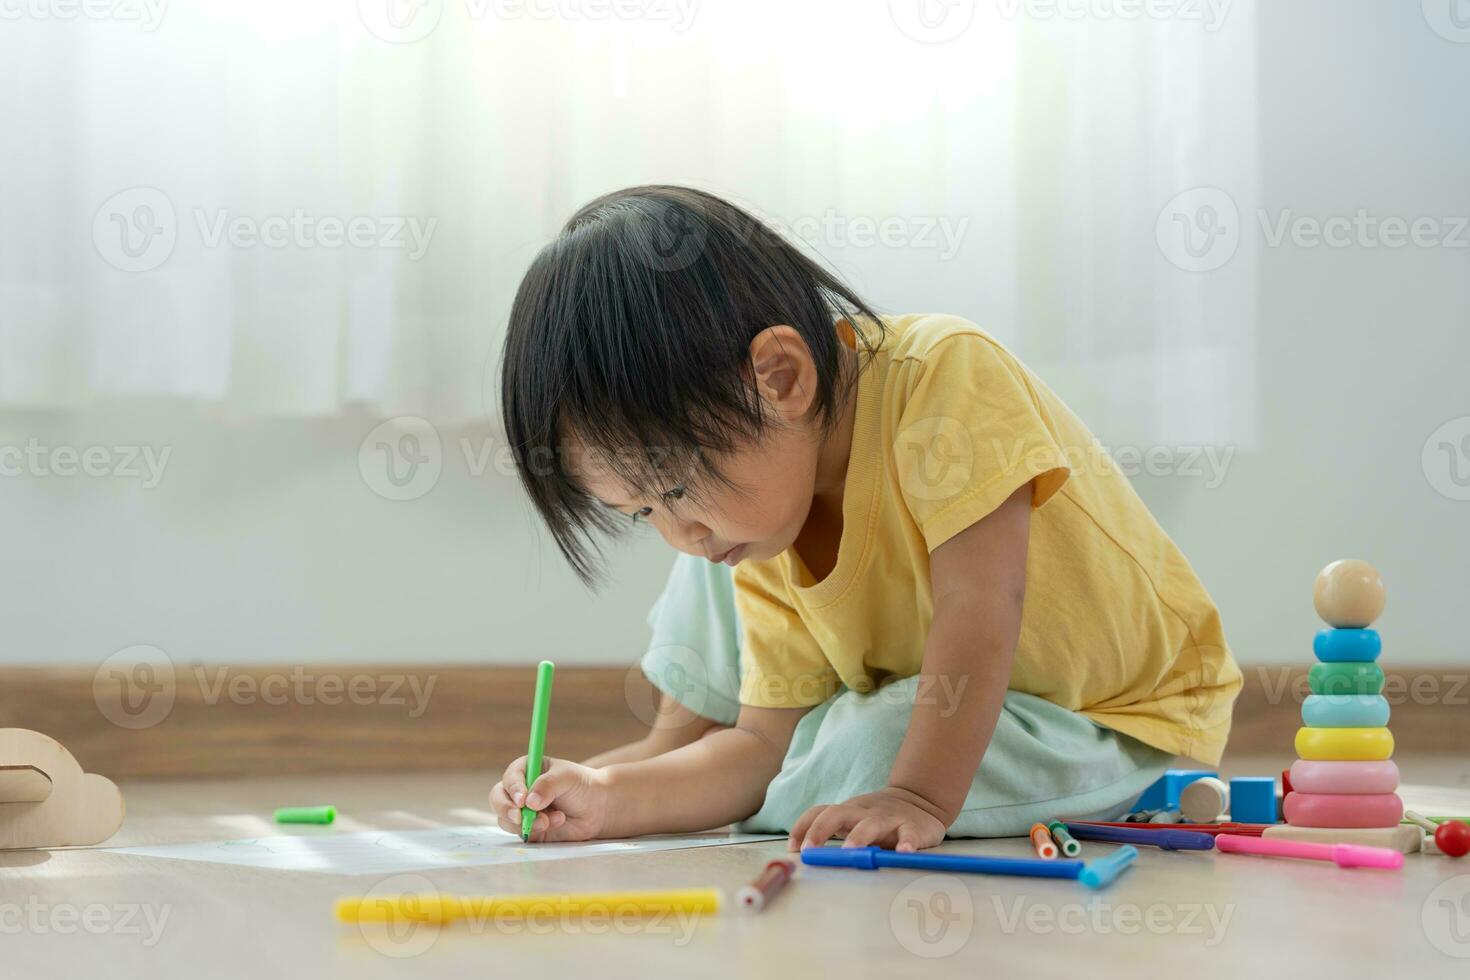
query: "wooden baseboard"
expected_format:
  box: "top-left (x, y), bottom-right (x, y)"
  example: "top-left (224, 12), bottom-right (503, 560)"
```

top-left (1, 663), bottom-right (1463, 779)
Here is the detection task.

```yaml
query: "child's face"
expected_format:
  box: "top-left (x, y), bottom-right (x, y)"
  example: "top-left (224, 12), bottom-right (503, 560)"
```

top-left (568, 423), bottom-right (821, 567)
top-left (566, 325), bottom-right (840, 568)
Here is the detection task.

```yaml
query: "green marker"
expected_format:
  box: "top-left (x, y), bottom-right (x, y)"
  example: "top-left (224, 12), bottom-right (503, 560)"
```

top-left (1047, 820), bottom-right (1081, 857)
top-left (521, 660), bottom-right (556, 842)
top-left (275, 805), bottom-right (336, 825)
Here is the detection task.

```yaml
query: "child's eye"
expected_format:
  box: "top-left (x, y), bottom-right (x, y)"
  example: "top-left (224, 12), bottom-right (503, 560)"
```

top-left (629, 506), bottom-right (654, 523)
top-left (662, 484), bottom-right (687, 502)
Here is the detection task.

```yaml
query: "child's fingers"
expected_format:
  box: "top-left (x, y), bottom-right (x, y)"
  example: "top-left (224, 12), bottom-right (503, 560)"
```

top-left (787, 805), bottom-right (827, 850)
top-left (501, 756), bottom-right (530, 804)
top-left (841, 815), bottom-right (899, 850)
top-left (488, 780), bottom-right (514, 815)
top-left (800, 805), bottom-right (860, 851)
top-left (521, 758), bottom-right (575, 811)
top-left (894, 824), bottom-right (925, 852)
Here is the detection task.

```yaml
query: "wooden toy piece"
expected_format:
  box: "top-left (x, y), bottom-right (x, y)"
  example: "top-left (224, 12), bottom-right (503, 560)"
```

top-left (1313, 628), bottom-right (1382, 663)
top-left (1179, 776), bottom-right (1229, 824)
top-left (1130, 769), bottom-right (1217, 813)
top-left (1228, 777), bottom-right (1278, 824)
top-left (1284, 792), bottom-right (1403, 828)
top-left (1263, 823), bottom-right (1421, 853)
top-left (0, 729), bottom-right (124, 849)
top-left (1404, 811), bottom-right (1470, 858)
top-left (1289, 759), bottom-right (1399, 795)
top-left (1294, 726), bottom-right (1395, 761)
top-left (1313, 559), bottom-right (1386, 628)
top-left (1301, 693), bottom-right (1390, 729)
top-left (1309, 662), bottom-right (1384, 696)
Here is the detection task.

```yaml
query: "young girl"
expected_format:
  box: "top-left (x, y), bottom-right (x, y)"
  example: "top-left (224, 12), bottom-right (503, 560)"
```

top-left (494, 185), bottom-right (1241, 851)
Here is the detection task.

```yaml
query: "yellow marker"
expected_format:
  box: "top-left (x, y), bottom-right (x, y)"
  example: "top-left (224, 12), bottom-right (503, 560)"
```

top-left (336, 888), bottom-right (720, 924)
top-left (1294, 726), bottom-right (1394, 761)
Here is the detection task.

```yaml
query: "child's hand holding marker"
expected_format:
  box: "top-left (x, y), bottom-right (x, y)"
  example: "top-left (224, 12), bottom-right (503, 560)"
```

top-left (490, 757), bottom-right (610, 843)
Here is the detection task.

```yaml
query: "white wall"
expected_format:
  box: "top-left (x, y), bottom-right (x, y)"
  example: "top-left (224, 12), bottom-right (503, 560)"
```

top-left (3, 2), bottom-right (1467, 669)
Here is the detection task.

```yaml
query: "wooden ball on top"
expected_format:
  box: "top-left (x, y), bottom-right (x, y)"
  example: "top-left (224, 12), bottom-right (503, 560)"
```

top-left (1313, 559), bottom-right (1386, 628)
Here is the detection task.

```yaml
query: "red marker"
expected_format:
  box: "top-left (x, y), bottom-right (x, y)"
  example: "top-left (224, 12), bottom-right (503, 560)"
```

top-left (737, 860), bottom-right (795, 912)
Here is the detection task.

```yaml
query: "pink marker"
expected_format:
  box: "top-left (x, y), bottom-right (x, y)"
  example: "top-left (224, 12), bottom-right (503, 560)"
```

top-left (1216, 833), bottom-right (1403, 870)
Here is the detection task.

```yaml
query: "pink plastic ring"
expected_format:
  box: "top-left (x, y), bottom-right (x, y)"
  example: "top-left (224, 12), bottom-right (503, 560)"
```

top-left (1284, 792), bottom-right (1404, 828)
top-left (1289, 760), bottom-right (1400, 795)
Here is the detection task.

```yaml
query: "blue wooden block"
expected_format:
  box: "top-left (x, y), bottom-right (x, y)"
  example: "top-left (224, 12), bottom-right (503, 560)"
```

top-left (1229, 777), bottom-right (1278, 824)
top-left (1313, 628), bottom-right (1381, 663)
top-left (1131, 769), bottom-right (1217, 813)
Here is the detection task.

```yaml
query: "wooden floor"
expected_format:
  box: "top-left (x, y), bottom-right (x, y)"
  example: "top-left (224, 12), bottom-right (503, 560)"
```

top-left (4, 754), bottom-right (1470, 979)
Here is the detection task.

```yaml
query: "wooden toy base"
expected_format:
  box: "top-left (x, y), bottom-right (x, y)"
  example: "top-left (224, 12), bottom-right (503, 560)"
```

top-left (0, 729), bottom-right (125, 850)
top-left (1262, 824), bottom-right (1421, 853)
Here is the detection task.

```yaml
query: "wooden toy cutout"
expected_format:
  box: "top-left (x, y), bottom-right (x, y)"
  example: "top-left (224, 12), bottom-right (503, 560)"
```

top-left (0, 729), bottom-right (124, 849)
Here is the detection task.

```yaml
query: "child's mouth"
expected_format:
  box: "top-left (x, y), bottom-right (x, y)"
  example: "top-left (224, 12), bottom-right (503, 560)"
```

top-left (709, 544), bottom-right (747, 566)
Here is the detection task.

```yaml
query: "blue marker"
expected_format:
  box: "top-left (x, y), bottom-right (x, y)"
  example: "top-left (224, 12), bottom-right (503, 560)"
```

top-left (802, 846), bottom-right (1083, 880)
top-left (1064, 823), bottom-right (1215, 851)
top-left (1079, 845), bottom-right (1138, 888)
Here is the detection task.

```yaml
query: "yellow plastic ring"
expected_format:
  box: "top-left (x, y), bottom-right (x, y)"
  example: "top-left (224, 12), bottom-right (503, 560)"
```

top-left (1294, 726), bottom-right (1394, 761)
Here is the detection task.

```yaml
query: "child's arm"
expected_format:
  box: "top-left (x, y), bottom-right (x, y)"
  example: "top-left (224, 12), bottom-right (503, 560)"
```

top-left (790, 482), bottom-right (1033, 851)
top-left (491, 704), bottom-right (808, 841)
top-left (581, 696), bottom-right (725, 767)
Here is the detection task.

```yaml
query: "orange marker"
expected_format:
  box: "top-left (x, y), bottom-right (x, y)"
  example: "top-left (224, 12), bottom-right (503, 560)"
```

top-left (737, 860), bottom-right (795, 911)
top-left (1030, 823), bottom-right (1059, 860)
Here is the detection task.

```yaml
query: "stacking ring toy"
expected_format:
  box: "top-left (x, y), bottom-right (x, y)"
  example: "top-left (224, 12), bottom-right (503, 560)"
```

top-left (1313, 628), bottom-right (1381, 663)
top-left (1284, 792), bottom-right (1403, 828)
top-left (1289, 760), bottom-right (1399, 795)
top-left (1301, 694), bottom-right (1390, 728)
top-left (1309, 662), bottom-right (1384, 696)
top-left (1295, 726), bottom-right (1394, 761)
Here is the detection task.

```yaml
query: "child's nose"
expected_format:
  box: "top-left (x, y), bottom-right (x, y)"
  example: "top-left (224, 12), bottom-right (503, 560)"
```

top-left (663, 517), bottom-right (711, 554)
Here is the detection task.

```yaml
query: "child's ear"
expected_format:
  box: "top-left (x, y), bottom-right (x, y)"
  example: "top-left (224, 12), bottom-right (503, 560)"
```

top-left (748, 326), bottom-right (817, 419)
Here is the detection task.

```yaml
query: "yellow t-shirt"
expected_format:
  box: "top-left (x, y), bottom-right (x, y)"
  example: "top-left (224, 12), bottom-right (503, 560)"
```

top-left (734, 314), bottom-right (1241, 765)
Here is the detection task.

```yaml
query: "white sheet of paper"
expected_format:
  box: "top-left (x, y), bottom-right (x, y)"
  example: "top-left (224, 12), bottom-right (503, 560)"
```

top-left (109, 827), bottom-right (781, 875)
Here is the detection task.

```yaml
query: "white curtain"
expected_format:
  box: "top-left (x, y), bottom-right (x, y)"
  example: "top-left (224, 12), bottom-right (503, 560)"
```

top-left (0, 0), bottom-right (1258, 446)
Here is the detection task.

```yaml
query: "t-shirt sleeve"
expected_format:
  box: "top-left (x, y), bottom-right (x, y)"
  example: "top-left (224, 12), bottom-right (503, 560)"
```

top-left (892, 332), bottom-right (1072, 552)
top-left (734, 565), bottom-right (841, 709)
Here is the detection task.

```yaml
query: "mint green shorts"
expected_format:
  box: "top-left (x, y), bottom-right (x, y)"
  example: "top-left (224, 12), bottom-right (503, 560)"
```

top-left (641, 554), bottom-right (1173, 837)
